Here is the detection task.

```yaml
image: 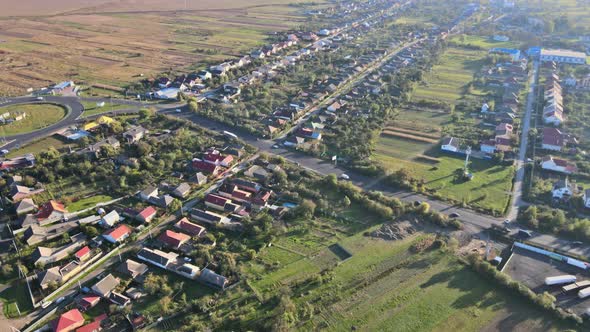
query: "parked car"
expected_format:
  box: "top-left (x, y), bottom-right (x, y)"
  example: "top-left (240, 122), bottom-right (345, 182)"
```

top-left (449, 212), bottom-right (460, 218)
top-left (175, 108), bottom-right (182, 113)
top-left (339, 174), bottom-right (350, 180)
top-left (36, 96), bottom-right (44, 101)
top-left (413, 200), bottom-right (422, 207)
top-left (572, 241), bottom-right (583, 246)
top-left (518, 229), bottom-right (532, 238)
top-left (503, 219), bottom-right (511, 225)
top-left (56, 297), bottom-right (66, 304)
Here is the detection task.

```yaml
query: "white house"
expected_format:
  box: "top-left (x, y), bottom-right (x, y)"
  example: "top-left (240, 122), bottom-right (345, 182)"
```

top-left (540, 155), bottom-right (577, 174)
top-left (441, 137), bottom-right (460, 153)
top-left (552, 178), bottom-right (577, 200)
top-left (540, 49), bottom-right (586, 65)
top-left (100, 210), bottom-right (120, 228)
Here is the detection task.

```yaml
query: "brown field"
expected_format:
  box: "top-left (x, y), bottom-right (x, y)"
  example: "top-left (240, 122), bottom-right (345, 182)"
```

top-left (381, 129), bottom-right (439, 144)
top-left (382, 126), bottom-right (441, 140)
top-left (0, 0), bottom-right (320, 95)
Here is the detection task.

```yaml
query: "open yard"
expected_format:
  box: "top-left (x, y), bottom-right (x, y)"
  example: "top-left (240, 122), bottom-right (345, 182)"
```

top-left (5, 135), bottom-right (71, 157)
top-left (0, 0), bottom-right (319, 95)
top-left (248, 229), bottom-right (572, 331)
top-left (0, 103), bottom-right (66, 136)
top-left (412, 46), bottom-right (489, 104)
top-left (66, 195), bottom-right (114, 212)
top-left (374, 146), bottom-right (514, 213)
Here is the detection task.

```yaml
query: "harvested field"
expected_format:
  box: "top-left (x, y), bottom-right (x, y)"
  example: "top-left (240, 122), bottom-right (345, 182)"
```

top-left (381, 129), bottom-right (439, 144)
top-left (0, 0), bottom-right (317, 95)
top-left (383, 126), bottom-right (440, 139)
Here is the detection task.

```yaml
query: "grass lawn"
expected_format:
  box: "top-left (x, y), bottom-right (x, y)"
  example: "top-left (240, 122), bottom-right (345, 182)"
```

top-left (412, 46), bottom-right (488, 104)
top-left (67, 195), bottom-right (114, 212)
top-left (374, 148), bottom-right (514, 213)
top-left (81, 101), bottom-right (134, 117)
top-left (447, 34), bottom-right (521, 49)
top-left (374, 135), bottom-right (434, 161)
top-left (0, 103), bottom-right (66, 136)
top-left (394, 109), bottom-right (450, 132)
top-left (0, 280), bottom-right (34, 318)
top-left (5, 136), bottom-right (71, 158)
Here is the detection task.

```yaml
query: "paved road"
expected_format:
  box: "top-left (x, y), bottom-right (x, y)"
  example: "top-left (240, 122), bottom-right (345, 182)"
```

top-left (0, 96), bottom-right (84, 150)
top-left (507, 60), bottom-right (539, 221)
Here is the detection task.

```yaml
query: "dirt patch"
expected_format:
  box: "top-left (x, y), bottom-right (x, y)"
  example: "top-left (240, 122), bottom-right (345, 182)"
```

top-left (369, 220), bottom-right (418, 241)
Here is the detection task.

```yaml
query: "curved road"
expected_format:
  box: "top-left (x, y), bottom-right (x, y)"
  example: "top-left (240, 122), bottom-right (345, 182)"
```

top-left (0, 96), bottom-right (84, 150)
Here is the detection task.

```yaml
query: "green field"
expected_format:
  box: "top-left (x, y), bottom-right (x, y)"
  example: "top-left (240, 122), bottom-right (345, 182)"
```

top-left (412, 46), bottom-right (488, 104)
top-left (249, 230), bottom-right (569, 331)
top-left (374, 144), bottom-right (514, 213)
top-left (447, 35), bottom-right (520, 50)
top-left (81, 101), bottom-right (133, 117)
top-left (67, 195), bottom-right (115, 212)
top-left (395, 109), bottom-right (450, 131)
top-left (6, 136), bottom-right (71, 158)
top-left (0, 103), bottom-right (66, 136)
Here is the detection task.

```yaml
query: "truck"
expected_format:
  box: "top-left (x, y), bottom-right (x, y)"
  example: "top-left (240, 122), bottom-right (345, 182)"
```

top-left (562, 280), bottom-right (590, 293)
top-left (223, 131), bottom-right (238, 139)
top-left (545, 275), bottom-right (576, 286)
top-left (579, 286), bottom-right (590, 299)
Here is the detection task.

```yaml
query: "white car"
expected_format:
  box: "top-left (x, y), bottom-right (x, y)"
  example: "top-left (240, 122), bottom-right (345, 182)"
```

top-left (175, 108), bottom-right (182, 113)
top-left (36, 96), bottom-right (44, 101)
top-left (339, 174), bottom-right (350, 180)
top-left (503, 219), bottom-right (511, 225)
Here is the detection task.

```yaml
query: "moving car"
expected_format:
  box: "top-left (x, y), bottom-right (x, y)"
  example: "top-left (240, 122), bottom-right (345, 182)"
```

top-left (449, 212), bottom-right (460, 218)
top-left (175, 108), bottom-right (182, 113)
top-left (339, 174), bottom-right (350, 180)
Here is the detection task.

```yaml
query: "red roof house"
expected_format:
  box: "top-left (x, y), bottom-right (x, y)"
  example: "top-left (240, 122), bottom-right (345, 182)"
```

top-left (75, 246), bottom-right (91, 262)
top-left (158, 230), bottom-right (190, 249)
top-left (204, 194), bottom-right (231, 211)
top-left (192, 159), bottom-right (221, 175)
top-left (76, 313), bottom-right (107, 332)
top-left (53, 309), bottom-right (85, 332)
top-left (203, 150), bottom-right (234, 167)
top-left (102, 224), bottom-right (132, 244)
top-left (36, 200), bottom-right (67, 221)
top-left (175, 218), bottom-right (206, 237)
top-left (78, 295), bottom-right (100, 311)
top-left (137, 206), bottom-right (157, 223)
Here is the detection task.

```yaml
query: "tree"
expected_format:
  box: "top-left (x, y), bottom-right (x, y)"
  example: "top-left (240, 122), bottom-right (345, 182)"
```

top-left (139, 108), bottom-right (154, 119)
top-left (188, 99), bottom-right (199, 113)
top-left (342, 196), bottom-right (351, 207)
top-left (417, 202), bottom-right (430, 214)
top-left (168, 198), bottom-right (182, 212)
top-left (1, 264), bottom-right (14, 278)
top-left (159, 296), bottom-right (173, 314)
top-left (294, 199), bottom-right (316, 219)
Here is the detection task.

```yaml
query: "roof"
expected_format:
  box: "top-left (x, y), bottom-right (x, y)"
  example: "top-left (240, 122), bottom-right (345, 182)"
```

top-left (92, 274), bottom-right (119, 296)
top-left (541, 49), bottom-right (586, 58)
top-left (192, 159), bottom-right (220, 173)
top-left (191, 209), bottom-right (224, 223)
top-left (117, 259), bottom-right (148, 277)
top-left (36, 200), bottom-right (67, 220)
top-left (103, 224), bottom-right (131, 241)
top-left (16, 198), bottom-right (37, 212)
top-left (205, 194), bottom-right (231, 207)
top-left (137, 248), bottom-right (178, 267)
top-left (441, 137), bottom-right (459, 148)
top-left (175, 218), bottom-right (206, 236)
top-left (173, 182), bottom-right (191, 196)
top-left (37, 266), bottom-right (61, 286)
top-left (199, 268), bottom-right (228, 288)
top-left (76, 320), bottom-right (101, 332)
top-left (53, 309), bottom-right (84, 332)
top-left (543, 127), bottom-right (564, 147)
top-left (75, 246), bottom-right (91, 259)
top-left (138, 206), bottom-right (157, 220)
top-left (158, 230), bottom-right (190, 248)
top-left (101, 210), bottom-right (120, 225)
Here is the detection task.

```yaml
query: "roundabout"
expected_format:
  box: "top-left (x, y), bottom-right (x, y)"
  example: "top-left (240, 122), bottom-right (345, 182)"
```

top-left (0, 103), bottom-right (67, 136)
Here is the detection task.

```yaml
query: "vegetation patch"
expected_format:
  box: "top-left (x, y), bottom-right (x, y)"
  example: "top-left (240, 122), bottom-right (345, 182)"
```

top-left (0, 103), bottom-right (66, 136)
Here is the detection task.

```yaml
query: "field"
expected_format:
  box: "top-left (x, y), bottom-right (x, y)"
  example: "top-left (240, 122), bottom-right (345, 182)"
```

top-left (80, 101), bottom-right (133, 117)
top-left (374, 144), bottom-right (514, 213)
top-left (249, 229), bottom-right (571, 331)
top-left (0, 103), bottom-right (66, 136)
top-left (447, 35), bottom-right (520, 50)
top-left (412, 46), bottom-right (489, 104)
top-left (0, 0), bottom-right (320, 95)
top-left (5, 136), bottom-right (71, 157)
top-left (66, 195), bottom-right (114, 212)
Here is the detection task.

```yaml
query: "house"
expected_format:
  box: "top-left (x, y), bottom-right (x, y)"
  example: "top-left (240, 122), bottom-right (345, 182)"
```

top-left (284, 136), bottom-right (306, 147)
top-left (190, 172), bottom-right (208, 185)
top-left (32, 234), bottom-right (86, 265)
top-left (15, 198), bottom-right (37, 215)
top-left (480, 139), bottom-right (497, 154)
top-left (543, 110), bottom-right (564, 125)
top-left (244, 165), bottom-right (269, 180)
top-left (78, 295), bottom-right (101, 311)
top-left (117, 259), bottom-right (149, 280)
top-left (205, 194), bottom-right (232, 211)
top-left (192, 159), bottom-right (221, 175)
top-left (137, 248), bottom-right (178, 269)
top-left (92, 274), bottom-right (119, 298)
top-left (552, 178), bottom-right (577, 200)
top-left (495, 123), bottom-right (513, 137)
top-left (175, 218), bottom-right (206, 237)
top-left (123, 126), bottom-right (148, 144)
top-left (157, 77), bottom-right (171, 88)
top-left (176, 263), bottom-right (200, 279)
top-left (148, 194), bottom-right (175, 209)
top-left (10, 185), bottom-right (43, 202)
top-left (251, 49), bottom-right (265, 59)
top-left (99, 210), bottom-right (120, 228)
top-left (37, 267), bottom-right (61, 290)
top-left (23, 224), bottom-right (48, 245)
top-left (109, 292), bottom-right (130, 307)
top-left (190, 209), bottom-right (230, 225)
top-left (136, 206), bottom-right (157, 223)
top-left (125, 287), bottom-right (144, 300)
top-left (158, 230), bottom-right (190, 249)
top-left (540, 155), bottom-right (577, 174)
top-left (441, 137), bottom-right (460, 153)
top-left (540, 49), bottom-right (586, 64)
top-left (52, 309), bottom-right (85, 332)
top-left (197, 70), bottom-right (212, 80)
top-left (139, 186), bottom-right (158, 201)
top-left (36, 200), bottom-right (68, 224)
top-left (75, 246), bottom-right (91, 262)
top-left (172, 182), bottom-right (191, 198)
top-left (203, 149), bottom-right (234, 167)
top-left (102, 224), bottom-right (132, 244)
top-left (542, 127), bottom-right (575, 151)
top-left (199, 268), bottom-right (228, 289)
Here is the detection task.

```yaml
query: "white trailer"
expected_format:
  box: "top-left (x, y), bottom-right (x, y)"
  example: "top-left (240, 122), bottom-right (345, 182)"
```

top-left (545, 275), bottom-right (576, 286)
top-left (223, 131), bottom-right (238, 139)
top-left (579, 287), bottom-right (590, 299)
